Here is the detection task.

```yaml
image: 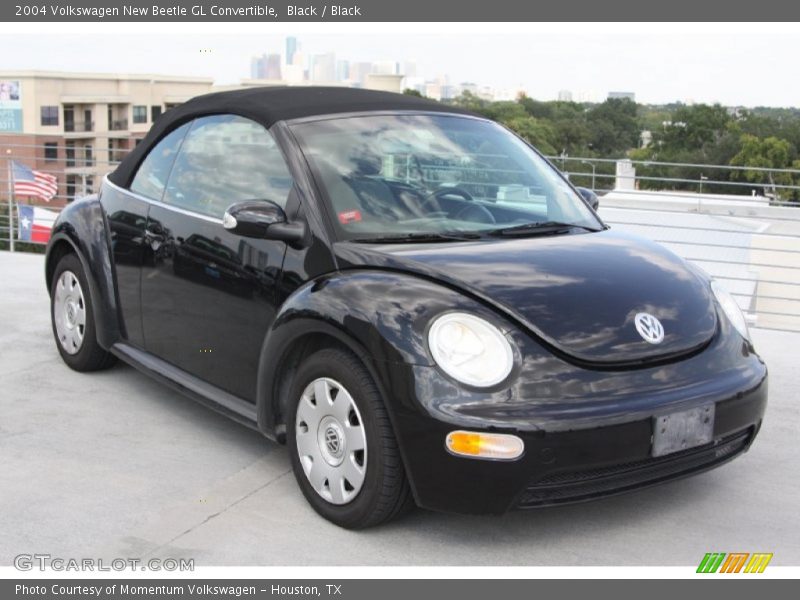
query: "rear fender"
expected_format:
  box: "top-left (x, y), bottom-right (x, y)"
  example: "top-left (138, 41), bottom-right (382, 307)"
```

top-left (45, 195), bottom-right (121, 349)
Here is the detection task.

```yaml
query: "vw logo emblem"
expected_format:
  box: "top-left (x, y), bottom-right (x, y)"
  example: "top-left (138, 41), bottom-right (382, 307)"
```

top-left (324, 427), bottom-right (341, 455)
top-left (634, 312), bottom-right (665, 344)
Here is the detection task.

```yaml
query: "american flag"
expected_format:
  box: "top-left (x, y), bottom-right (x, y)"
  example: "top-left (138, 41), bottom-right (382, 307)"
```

top-left (11, 160), bottom-right (58, 201)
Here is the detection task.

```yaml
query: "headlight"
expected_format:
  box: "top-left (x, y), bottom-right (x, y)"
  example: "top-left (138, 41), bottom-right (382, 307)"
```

top-left (428, 312), bottom-right (514, 387)
top-left (711, 281), bottom-right (750, 341)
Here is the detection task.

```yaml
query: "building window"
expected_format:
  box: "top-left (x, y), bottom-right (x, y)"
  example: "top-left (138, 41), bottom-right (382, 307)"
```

top-left (44, 142), bottom-right (58, 162)
top-left (132, 106), bottom-right (147, 124)
top-left (66, 176), bottom-right (76, 202)
top-left (41, 106), bottom-right (59, 126)
top-left (151, 105), bottom-right (163, 122)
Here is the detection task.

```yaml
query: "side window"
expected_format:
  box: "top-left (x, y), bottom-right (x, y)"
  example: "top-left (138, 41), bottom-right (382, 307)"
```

top-left (162, 114), bottom-right (294, 218)
top-left (129, 123), bottom-right (190, 201)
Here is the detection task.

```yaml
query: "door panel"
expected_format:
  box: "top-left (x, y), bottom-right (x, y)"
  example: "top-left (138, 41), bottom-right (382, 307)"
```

top-left (139, 114), bottom-right (295, 402)
top-left (141, 207), bottom-right (285, 401)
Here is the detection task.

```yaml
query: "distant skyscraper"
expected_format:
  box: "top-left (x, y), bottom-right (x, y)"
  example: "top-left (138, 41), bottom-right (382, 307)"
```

top-left (424, 81), bottom-right (442, 101)
top-left (286, 36), bottom-right (299, 65)
top-left (265, 54), bottom-right (282, 80)
top-left (335, 60), bottom-right (350, 82)
top-left (310, 53), bottom-right (336, 83)
top-left (373, 61), bottom-right (399, 75)
top-left (440, 85), bottom-right (459, 100)
top-left (558, 89), bottom-right (573, 102)
top-left (250, 53), bottom-right (282, 80)
top-left (608, 91), bottom-right (636, 101)
top-left (250, 55), bottom-right (265, 79)
top-left (350, 62), bottom-right (373, 86)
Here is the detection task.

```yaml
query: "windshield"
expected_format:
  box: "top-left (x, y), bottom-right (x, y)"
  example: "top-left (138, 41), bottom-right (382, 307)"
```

top-left (290, 113), bottom-right (602, 242)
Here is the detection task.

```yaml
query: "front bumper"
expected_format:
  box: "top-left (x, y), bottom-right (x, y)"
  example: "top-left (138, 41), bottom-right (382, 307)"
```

top-left (388, 368), bottom-right (767, 516)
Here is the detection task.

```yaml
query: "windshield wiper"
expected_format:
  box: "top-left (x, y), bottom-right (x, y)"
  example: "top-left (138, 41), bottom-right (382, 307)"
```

top-left (488, 221), bottom-right (602, 237)
top-left (351, 231), bottom-right (482, 244)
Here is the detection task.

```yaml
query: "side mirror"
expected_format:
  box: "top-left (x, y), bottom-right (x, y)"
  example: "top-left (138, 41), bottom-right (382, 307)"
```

top-left (223, 200), bottom-right (307, 247)
top-left (576, 187), bottom-right (599, 211)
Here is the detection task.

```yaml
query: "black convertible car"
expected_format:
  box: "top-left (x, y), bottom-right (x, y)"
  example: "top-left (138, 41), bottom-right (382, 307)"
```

top-left (45, 87), bottom-right (767, 528)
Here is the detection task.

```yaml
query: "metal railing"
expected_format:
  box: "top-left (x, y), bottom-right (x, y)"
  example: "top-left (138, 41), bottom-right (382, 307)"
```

top-left (1, 144), bottom-right (799, 332)
top-left (550, 155), bottom-right (800, 206)
top-left (64, 121), bottom-right (95, 133)
top-left (109, 118), bottom-right (129, 131)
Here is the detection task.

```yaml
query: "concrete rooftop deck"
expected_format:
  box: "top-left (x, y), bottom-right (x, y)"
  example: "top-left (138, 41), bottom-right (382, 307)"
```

top-left (1, 250), bottom-right (798, 566)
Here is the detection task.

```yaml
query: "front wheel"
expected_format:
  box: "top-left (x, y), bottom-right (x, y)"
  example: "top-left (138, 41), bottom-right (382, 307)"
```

top-left (287, 347), bottom-right (414, 529)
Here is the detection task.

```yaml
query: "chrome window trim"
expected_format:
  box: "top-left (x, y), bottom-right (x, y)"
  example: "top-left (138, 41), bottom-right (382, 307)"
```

top-left (103, 175), bottom-right (224, 225)
top-left (284, 109), bottom-right (490, 126)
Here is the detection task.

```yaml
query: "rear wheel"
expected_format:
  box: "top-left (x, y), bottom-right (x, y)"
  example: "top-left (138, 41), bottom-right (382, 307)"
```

top-left (287, 347), bottom-right (414, 529)
top-left (50, 253), bottom-right (116, 372)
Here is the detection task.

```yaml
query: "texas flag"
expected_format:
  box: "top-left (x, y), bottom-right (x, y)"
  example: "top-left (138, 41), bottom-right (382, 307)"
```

top-left (17, 204), bottom-right (58, 244)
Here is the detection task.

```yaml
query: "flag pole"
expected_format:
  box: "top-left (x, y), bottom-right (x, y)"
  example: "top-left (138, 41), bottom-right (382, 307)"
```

top-left (6, 156), bottom-right (13, 253)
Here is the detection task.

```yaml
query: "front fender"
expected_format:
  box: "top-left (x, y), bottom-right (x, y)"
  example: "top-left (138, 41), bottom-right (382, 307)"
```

top-left (255, 268), bottom-right (511, 435)
top-left (45, 195), bottom-right (121, 349)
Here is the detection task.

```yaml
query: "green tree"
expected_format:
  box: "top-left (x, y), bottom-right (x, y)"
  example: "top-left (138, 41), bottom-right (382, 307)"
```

top-left (585, 99), bottom-right (639, 155)
top-left (730, 135), bottom-right (797, 198)
top-left (451, 90), bottom-right (490, 113)
top-left (657, 104), bottom-right (731, 152)
top-left (503, 116), bottom-right (557, 155)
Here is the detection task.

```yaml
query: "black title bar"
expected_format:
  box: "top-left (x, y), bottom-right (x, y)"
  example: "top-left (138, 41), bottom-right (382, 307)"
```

top-left (4, 0), bottom-right (800, 21)
top-left (3, 579), bottom-right (798, 600)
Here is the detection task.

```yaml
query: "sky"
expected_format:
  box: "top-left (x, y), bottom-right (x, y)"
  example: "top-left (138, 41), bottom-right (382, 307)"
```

top-left (2, 27), bottom-right (799, 107)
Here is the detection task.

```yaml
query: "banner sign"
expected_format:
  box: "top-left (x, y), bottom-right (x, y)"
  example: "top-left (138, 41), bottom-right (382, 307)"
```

top-left (0, 79), bottom-right (22, 133)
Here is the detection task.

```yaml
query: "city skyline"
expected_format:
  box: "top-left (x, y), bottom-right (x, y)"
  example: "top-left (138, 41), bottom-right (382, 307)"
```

top-left (249, 36), bottom-right (421, 94)
top-left (2, 31), bottom-right (800, 107)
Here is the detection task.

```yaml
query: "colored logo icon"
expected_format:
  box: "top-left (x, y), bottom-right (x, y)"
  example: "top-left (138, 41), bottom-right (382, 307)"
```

top-left (697, 552), bottom-right (773, 573)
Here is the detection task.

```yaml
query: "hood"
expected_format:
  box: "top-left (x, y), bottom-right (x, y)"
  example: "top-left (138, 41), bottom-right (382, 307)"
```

top-left (334, 230), bottom-right (717, 366)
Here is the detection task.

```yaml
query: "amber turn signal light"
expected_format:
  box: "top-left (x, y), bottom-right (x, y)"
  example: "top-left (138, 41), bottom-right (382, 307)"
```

top-left (445, 430), bottom-right (524, 460)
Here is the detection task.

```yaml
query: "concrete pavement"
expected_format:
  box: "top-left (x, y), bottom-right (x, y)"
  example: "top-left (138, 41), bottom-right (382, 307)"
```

top-left (1, 250), bottom-right (798, 566)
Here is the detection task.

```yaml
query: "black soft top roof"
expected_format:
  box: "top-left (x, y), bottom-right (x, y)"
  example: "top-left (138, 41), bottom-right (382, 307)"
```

top-left (109, 86), bottom-right (475, 187)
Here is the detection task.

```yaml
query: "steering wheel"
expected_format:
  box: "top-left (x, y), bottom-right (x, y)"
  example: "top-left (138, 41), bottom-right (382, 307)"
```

top-left (416, 186), bottom-right (475, 214)
top-left (423, 187), bottom-right (495, 224)
top-left (454, 203), bottom-right (496, 224)
top-left (425, 186), bottom-right (475, 205)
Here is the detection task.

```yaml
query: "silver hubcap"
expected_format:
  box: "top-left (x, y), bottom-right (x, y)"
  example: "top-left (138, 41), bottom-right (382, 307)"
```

top-left (53, 270), bottom-right (86, 355)
top-left (295, 377), bottom-right (367, 505)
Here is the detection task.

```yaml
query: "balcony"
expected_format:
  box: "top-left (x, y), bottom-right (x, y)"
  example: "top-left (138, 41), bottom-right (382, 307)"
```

top-left (64, 121), bottom-right (94, 135)
top-left (64, 153), bottom-right (96, 173)
top-left (109, 118), bottom-right (129, 131)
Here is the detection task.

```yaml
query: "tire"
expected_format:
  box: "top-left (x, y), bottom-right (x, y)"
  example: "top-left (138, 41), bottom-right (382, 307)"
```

top-left (287, 347), bottom-right (414, 529)
top-left (50, 253), bottom-right (117, 372)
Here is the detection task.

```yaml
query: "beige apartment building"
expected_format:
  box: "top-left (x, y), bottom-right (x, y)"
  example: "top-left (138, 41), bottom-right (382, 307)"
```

top-left (0, 71), bottom-right (213, 205)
